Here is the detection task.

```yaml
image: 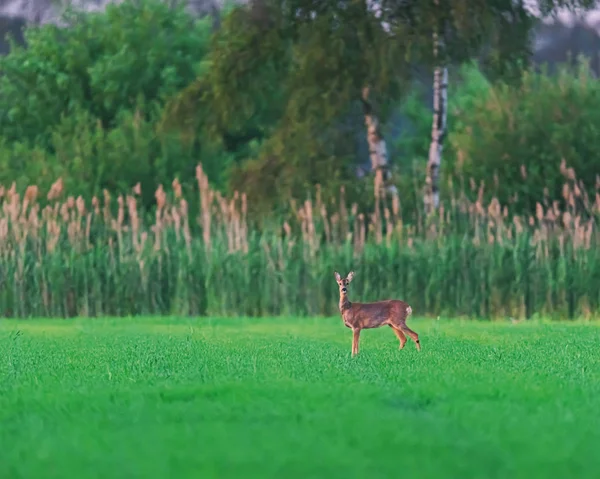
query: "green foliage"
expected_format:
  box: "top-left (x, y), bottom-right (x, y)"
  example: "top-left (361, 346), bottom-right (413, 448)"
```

top-left (0, 0), bottom-right (211, 144)
top-left (447, 58), bottom-right (600, 211)
top-left (0, 0), bottom-right (219, 204)
top-left (164, 0), bottom-right (576, 216)
top-left (2, 317), bottom-right (600, 479)
top-left (0, 0), bottom-right (597, 220)
top-left (164, 0), bottom-right (412, 215)
top-left (390, 59), bottom-right (600, 216)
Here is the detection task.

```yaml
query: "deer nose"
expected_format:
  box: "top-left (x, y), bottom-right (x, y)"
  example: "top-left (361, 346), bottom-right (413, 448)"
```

top-left (341, 287), bottom-right (347, 293)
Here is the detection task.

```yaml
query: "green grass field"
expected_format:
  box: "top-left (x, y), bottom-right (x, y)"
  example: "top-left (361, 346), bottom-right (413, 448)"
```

top-left (1, 316), bottom-right (599, 479)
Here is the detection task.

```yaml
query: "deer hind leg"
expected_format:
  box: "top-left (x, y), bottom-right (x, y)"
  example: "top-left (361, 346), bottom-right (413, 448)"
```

top-left (390, 325), bottom-right (407, 350)
top-left (399, 324), bottom-right (421, 351)
top-left (352, 328), bottom-right (361, 357)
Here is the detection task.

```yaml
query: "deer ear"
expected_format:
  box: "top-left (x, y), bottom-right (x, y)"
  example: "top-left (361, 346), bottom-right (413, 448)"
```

top-left (346, 271), bottom-right (355, 283)
top-left (334, 271), bottom-right (341, 281)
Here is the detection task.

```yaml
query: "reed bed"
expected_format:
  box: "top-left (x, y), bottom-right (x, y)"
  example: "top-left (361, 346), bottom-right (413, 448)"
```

top-left (0, 162), bottom-right (598, 320)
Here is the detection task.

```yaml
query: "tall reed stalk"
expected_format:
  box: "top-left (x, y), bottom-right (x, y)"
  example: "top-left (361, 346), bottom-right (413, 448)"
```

top-left (0, 162), bottom-right (598, 319)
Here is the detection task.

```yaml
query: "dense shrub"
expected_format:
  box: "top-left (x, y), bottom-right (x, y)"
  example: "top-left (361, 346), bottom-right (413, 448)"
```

top-left (0, 0), bottom-right (227, 207)
top-left (389, 60), bottom-right (600, 217)
top-left (446, 59), bottom-right (600, 213)
top-left (0, 0), bottom-right (211, 143)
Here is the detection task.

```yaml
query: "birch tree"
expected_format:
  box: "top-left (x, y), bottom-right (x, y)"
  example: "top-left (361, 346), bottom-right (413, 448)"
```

top-left (361, 86), bottom-right (398, 204)
top-left (424, 15), bottom-right (448, 214)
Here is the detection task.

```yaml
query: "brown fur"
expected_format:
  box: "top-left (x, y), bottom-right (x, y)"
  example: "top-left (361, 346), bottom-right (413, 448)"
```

top-left (334, 271), bottom-right (420, 356)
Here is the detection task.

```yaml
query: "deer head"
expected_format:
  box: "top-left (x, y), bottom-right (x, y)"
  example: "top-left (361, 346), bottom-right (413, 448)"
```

top-left (334, 271), bottom-right (355, 296)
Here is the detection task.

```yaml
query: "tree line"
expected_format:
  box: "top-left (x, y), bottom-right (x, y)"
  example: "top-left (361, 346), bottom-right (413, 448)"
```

top-left (0, 0), bottom-right (598, 223)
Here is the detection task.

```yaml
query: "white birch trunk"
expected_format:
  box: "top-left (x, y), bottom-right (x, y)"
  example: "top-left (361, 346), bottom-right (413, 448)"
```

top-left (361, 86), bottom-right (398, 202)
top-left (425, 32), bottom-right (448, 214)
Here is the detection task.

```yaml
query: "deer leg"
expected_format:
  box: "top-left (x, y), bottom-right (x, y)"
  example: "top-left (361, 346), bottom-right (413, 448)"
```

top-left (352, 328), bottom-right (361, 356)
top-left (390, 325), bottom-right (407, 350)
top-left (400, 324), bottom-right (421, 351)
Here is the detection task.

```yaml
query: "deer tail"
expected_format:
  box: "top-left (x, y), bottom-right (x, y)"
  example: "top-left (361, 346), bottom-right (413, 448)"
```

top-left (406, 305), bottom-right (412, 317)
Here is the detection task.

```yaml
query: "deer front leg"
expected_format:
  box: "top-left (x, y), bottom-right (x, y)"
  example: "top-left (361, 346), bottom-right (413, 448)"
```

top-left (352, 328), bottom-right (361, 356)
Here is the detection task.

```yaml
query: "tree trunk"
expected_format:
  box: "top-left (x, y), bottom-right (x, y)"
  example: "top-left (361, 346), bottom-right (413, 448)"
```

top-left (424, 32), bottom-right (448, 215)
top-left (361, 86), bottom-right (398, 204)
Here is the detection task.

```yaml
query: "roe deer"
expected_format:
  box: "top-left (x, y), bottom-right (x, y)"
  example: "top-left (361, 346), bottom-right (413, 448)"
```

top-left (334, 271), bottom-right (420, 356)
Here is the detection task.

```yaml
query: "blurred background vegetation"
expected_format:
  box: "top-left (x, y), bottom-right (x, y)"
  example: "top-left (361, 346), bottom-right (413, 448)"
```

top-left (0, 0), bottom-right (597, 218)
top-left (0, 0), bottom-right (598, 318)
